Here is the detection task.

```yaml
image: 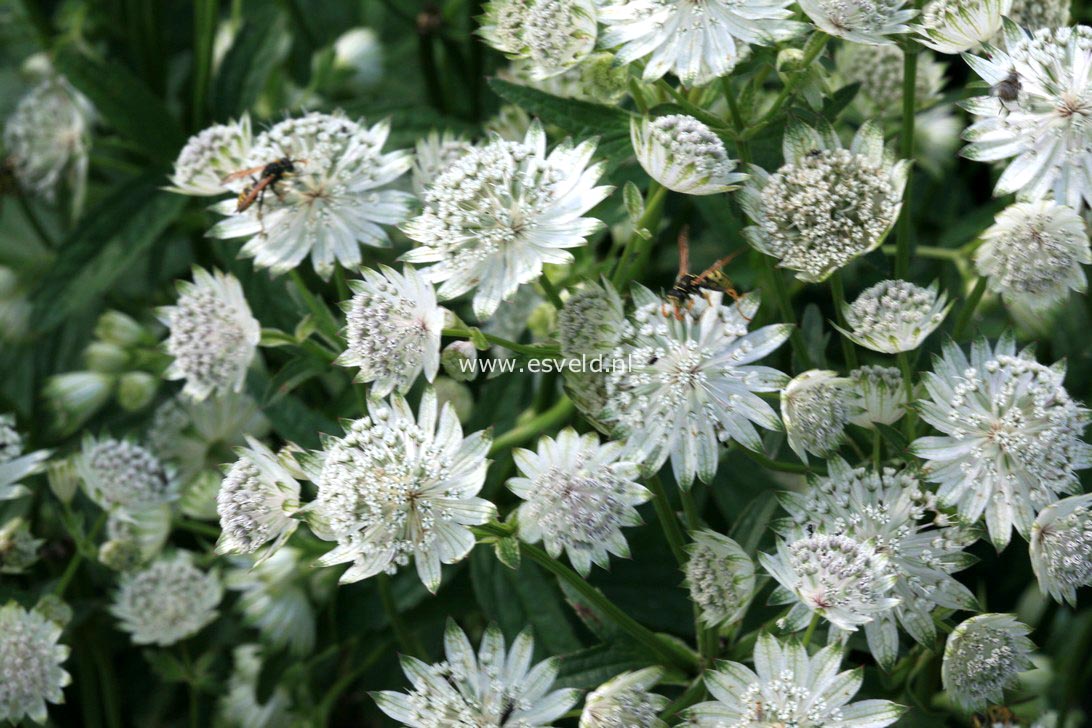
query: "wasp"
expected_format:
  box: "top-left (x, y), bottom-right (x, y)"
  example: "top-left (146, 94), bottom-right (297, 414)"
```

top-left (222, 157), bottom-right (305, 215)
top-left (662, 226), bottom-right (748, 321)
top-left (991, 69), bottom-right (1021, 112)
top-left (971, 706), bottom-right (1018, 728)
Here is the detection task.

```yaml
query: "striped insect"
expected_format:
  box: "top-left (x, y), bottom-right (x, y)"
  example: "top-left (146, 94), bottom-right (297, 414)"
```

top-left (662, 226), bottom-right (749, 321)
top-left (222, 157), bottom-right (305, 215)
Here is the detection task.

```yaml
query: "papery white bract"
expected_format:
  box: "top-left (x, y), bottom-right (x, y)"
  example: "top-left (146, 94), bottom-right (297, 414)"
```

top-left (335, 265), bottom-right (445, 397)
top-left (797, 0), bottom-right (917, 45)
top-left (911, 336), bottom-right (1092, 550)
top-left (684, 530), bottom-right (755, 627)
top-left (1007, 0), bottom-right (1069, 31)
top-left (508, 427), bottom-right (649, 575)
top-left (601, 287), bottom-right (790, 488)
top-left (159, 267), bottom-right (261, 401)
top-left (220, 645), bottom-right (296, 728)
top-left (372, 620), bottom-right (581, 727)
top-left (558, 278), bottom-right (626, 360)
top-left (225, 548), bottom-right (316, 656)
top-left (914, 0), bottom-right (1011, 54)
top-left (580, 667), bottom-right (667, 728)
top-left (687, 633), bottom-right (905, 727)
top-left (598, 0), bottom-right (803, 86)
top-left (166, 115), bottom-right (253, 196)
top-left (76, 436), bottom-right (175, 512)
top-left (209, 112), bottom-right (414, 278)
top-left (838, 279), bottom-right (951, 354)
top-left (962, 24), bottom-right (1092, 209)
top-left (308, 389), bottom-right (494, 593)
top-left (216, 436), bottom-right (302, 562)
top-left (1029, 493), bottom-right (1092, 606)
top-left (479, 0), bottom-right (599, 80)
top-left (631, 115), bottom-right (747, 196)
top-left (942, 613), bottom-right (1035, 712)
top-left (781, 370), bottom-right (854, 462)
top-left (110, 550), bottom-right (222, 646)
top-left (848, 365), bottom-right (908, 428)
top-left (0, 414), bottom-right (50, 502)
top-left (0, 602), bottom-right (71, 725)
top-left (412, 131), bottom-right (472, 197)
top-left (741, 122), bottom-right (909, 283)
top-left (402, 122), bottom-right (610, 319)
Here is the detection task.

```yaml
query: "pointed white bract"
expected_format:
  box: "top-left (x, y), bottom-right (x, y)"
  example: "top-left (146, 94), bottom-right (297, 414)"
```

top-left (942, 614), bottom-right (1035, 712)
top-left (911, 337), bottom-right (1092, 550)
top-left (741, 122), bottom-right (909, 283)
top-left (110, 551), bottom-right (222, 646)
top-left (833, 43), bottom-right (947, 119)
top-left (684, 530), bottom-right (755, 627)
top-left (580, 667), bottom-right (668, 728)
top-left (779, 458), bottom-right (978, 668)
top-left (848, 365), bottom-right (908, 428)
top-left (558, 279), bottom-right (626, 360)
top-left (216, 436), bottom-right (302, 562)
top-left (402, 122), bottom-right (610, 319)
top-left (209, 112), bottom-right (414, 278)
top-left (508, 427), bottom-right (649, 576)
top-left (631, 115), bottom-right (747, 196)
top-left (372, 621), bottom-right (581, 727)
top-left (412, 131), bottom-right (472, 197)
top-left (0, 414), bottom-right (50, 502)
top-left (759, 527), bottom-right (900, 632)
top-left (687, 634), bottom-right (905, 727)
top-left (219, 645), bottom-right (296, 728)
top-left (335, 265), bottom-right (446, 396)
top-left (76, 436), bottom-right (175, 512)
top-left (308, 389), bottom-right (495, 593)
top-left (838, 280), bottom-right (951, 354)
top-left (914, 0), bottom-right (1011, 54)
top-left (974, 200), bottom-right (1091, 314)
top-left (1006, 0), bottom-right (1069, 31)
top-left (797, 0), bottom-right (917, 45)
top-left (781, 370), bottom-right (854, 463)
top-left (1029, 493), bottom-right (1092, 605)
top-left (0, 602), bottom-right (72, 725)
top-left (167, 115), bottom-right (253, 196)
top-left (961, 24), bottom-right (1092, 209)
top-left (480, 0), bottom-right (598, 80)
top-left (159, 268), bottom-right (261, 401)
top-left (225, 548), bottom-right (316, 656)
top-left (601, 287), bottom-right (791, 488)
top-left (598, 0), bottom-right (803, 86)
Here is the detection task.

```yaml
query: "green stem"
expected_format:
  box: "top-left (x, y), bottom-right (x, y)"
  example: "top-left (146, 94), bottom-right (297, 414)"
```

top-left (377, 573), bottom-right (428, 659)
top-left (175, 517), bottom-right (221, 540)
top-left (53, 511), bottom-right (107, 597)
top-left (830, 272), bottom-right (859, 369)
top-left (745, 32), bottom-right (830, 138)
top-left (739, 447), bottom-right (823, 475)
top-left (488, 397), bottom-right (573, 455)
top-left (647, 475), bottom-right (688, 566)
top-left (660, 677), bottom-right (707, 722)
top-left (15, 192), bottom-right (56, 249)
top-left (882, 244), bottom-right (961, 262)
top-left (897, 351), bottom-right (917, 440)
top-left (872, 430), bottom-right (882, 469)
top-left (761, 257), bottom-right (811, 371)
top-left (442, 327), bottom-right (560, 358)
top-left (612, 183), bottom-right (667, 289)
top-left (952, 277), bottom-right (988, 341)
top-left (801, 612), bottom-right (822, 649)
top-left (192, 0), bottom-right (216, 129)
top-left (894, 37), bottom-right (920, 279)
top-left (538, 274), bottom-right (565, 310)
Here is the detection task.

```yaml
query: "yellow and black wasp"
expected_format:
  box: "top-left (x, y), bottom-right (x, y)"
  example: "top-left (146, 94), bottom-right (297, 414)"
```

top-left (222, 157), bottom-right (306, 215)
top-left (662, 226), bottom-right (748, 321)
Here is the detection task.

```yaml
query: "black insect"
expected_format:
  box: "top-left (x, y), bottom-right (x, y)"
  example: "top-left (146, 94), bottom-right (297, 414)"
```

top-left (662, 226), bottom-right (747, 321)
top-left (991, 69), bottom-right (1021, 111)
top-left (222, 157), bottom-right (306, 215)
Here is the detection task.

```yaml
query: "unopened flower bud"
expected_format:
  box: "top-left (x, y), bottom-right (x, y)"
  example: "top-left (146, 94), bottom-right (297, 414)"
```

top-left (116, 371), bottom-right (158, 412)
top-left (433, 377), bottom-right (474, 424)
top-left (94, 310), bottom-right (149, 348)
top-left (441, 341), bottom-right (478, 382)
top-left (84, 341), bottom-right (130, 373)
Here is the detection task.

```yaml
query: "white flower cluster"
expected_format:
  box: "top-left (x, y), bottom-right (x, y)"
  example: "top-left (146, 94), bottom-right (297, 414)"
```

top-left (631, 114), bottom-right (747, 196)
top-left (781, 370), bottom-right (853, 462)
top-left (216, 436), bottom-right (302, 562)
top-left (797, 0), bottom-right (917, 45)
top-left (1030, 493), bottom-right (1092, 605)
top-left (1007, 0), bottom-right (1070, 31)
top-left (0, 415), bottom-right (50, 502)
top-left (110, 551), bottom-right (222, 646)
top-left (942, 613), bottom-right (1035, 712)
top-left (839, 279), bottom-right (950, 354)
top-left (848, 365), bottom-right (907, 428)
top-left (166, 115), bottom-right (253, 196)
top-left (914, 0), bottom-right (1010, 54)
top-left (0, 602), bottom-right (71, 724)
top-left (580, 667), bottom-right (667, 728)
top-left (77, 436), bottom-right (174, 512)
top-left (833, 43), bottom-right (946, 119)
top-left (684, 530), bottom-right (755, 627)
top-left (480, 0), bottom-right (598, 80)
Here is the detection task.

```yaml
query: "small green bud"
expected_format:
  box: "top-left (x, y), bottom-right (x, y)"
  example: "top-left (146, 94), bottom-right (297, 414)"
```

top-left (441, 341), bottom-right (478, 382)
top-left (433, 377), bottom-right (474, 424)
top-left (116, 371), bottom-right (159, 412)
top-left (85, 341), bottom-right (131, 373)
top-left (33, 594), bottom-right (73, 628)
top-left (94, 310), bottom-right (150, 348)
top-left (98, 538), bottom-right (145, 572)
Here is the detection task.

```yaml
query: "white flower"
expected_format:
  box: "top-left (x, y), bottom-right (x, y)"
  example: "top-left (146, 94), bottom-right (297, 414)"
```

top-left (402, 122), bottom-right (610, 319)
top-left (333, 28), bottom-right (384, 90)
top-left (480, 0), bottom-right (599, 80)
top-left (220, 645), bottom-right (295, 728)
top-left (740, 122), bottom-right (910, 283)
top-left (975, 200), bottom-right (1091, 313)
top-left (335, 265), bottom-right (446, 396)
top-left (42, 371), bottom-right (115, 435)
top-left (601, 287), bottom-right (791, 488)
top-left (915, 0), bottom-right (1011, 54)
top-left (77, 436), bottom-right (175, 512)
top-left (781, 370), bottom-right (854, 463)
top-left (412, 131), bottom-right (473, 197)
top-left (225, 548), bottom-right (316, 656)
top-left (780, 458), bottom-right (978, 668)
top-left (942, 614), bottom-right (1035, 713)
top-left (3, 76), bottom-right (93, 202)
top-left (501, 53), bottom-right (630, 104)
top-left (911, 336), bottom-right (1092, 550)
top-left (580, 667), bottom-right (668, 728)
top-left (0, 602), bottom-right (71, 724)
top-left (833, 43), bottom-right (947, 119)
top-left (104, 505), bottom-right (172, 568)
top-left (687, 633), bottom-right (905, 727)
top-left (848, 365), bottom-right (907, 428)
top-left (838, 279), bottom-right (951, 354)
top-left (631, 115), bottom-right (747, 196)
top-left (373, 620), bottom-right (581, 727)
top-left (209, 112), bottom-right (414, 278)
top-left (684, 530), bottom-right (755, 627)
top-left (797, 0), bottom-right (917, 45)
top-left (166, 115), bottom-right (253, 196)
top-left (217, 436), bottom-right (302, 562)
top-left (0, 517), bottom-right (43, 574)
top-left (508, 427), bottom-right (649, 575)
top-left (110, 551), bottom-right (223, 646)
top-left (759, 527), bottom-right (899, 632)
top-left (308, 389), bottom-right (495, 592)
top-left (599, 0), bottom-right (803, 86)
top-left (159, 267), bottom-right (261, 401)
top-left (558, 279), bottom-right (626, 359)
top-left (961, 24), bottom-right (1092, 210)
top-left (1007, 0), bottom-right (1070, 31)
top-left (0, 414), bottom-right (50, 502)
top-left (1029, 493), bottom-right (1092, 605)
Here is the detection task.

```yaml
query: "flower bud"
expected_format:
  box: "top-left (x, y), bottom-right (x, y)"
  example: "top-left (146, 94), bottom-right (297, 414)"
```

top-left (94, 310), bottom-right (150, 348)
top-left (433, 377), bottom-right (474, 424)
top-left (43, 371), bottom-right (115, 435)
top-left (98, 539), bottom-right (145, 572)
top-left (0, 517), bottom-right (42, 574)
top-left (46, 457), bottom-right (79, 504)
top-left (441, 341), bottom-right (478, 382)
top-left (116, 371), bottom-right (159, 412)
top-left (84, 341), bottom-right (130, 373)
top-left (33, 595), bottom-right (73, 628)
top-left (332, 28), bottom-right (384, 91)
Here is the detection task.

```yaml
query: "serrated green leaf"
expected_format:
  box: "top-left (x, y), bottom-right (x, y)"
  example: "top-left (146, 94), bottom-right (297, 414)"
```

top-left (553, 642), bottom-right (656, 690)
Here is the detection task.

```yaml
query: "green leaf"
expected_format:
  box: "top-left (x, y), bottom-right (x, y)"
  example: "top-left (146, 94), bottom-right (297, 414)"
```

top-left (142, 650), bottom-right (188, 684)
top-left (493, 536), bottom-right (522, 570)
top-left (211, 10), bottom-right (285, 121)
top-left (255, 648), bottom-right (296, 704)
top-left (53, 47), bottom-right (184, 161)
top-left (29, 175), bottom-right (185, 333)
top-left (875, 423), bottom-right (910, 454)
top-left (553, 642), bottom-right (657, 690)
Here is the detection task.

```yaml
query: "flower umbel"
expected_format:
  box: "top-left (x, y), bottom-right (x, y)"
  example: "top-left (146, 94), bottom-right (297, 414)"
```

top-left (797, 0), bottom-right (917, 45)
top-left (1029, 493), bottom-right (1092, 605)
top-left (372, 620), bottom-right (581, 727)
top-left (0, 601), bottom-right (71, 724)
top-left (479, 0), bottom-right (599, 80)
top-left (166, 115), bottom-right (253, 196)
top-left (942, 613), bottom-right (1035, 712)
top-left (685, 530), bottom-right (756, 627)
top-left (110, 550), bottom-right (222, 646)
top-left (76, 436), bottom-right (174, 512)
top-left (631, 115), bottom-right (747, 196)
top-left (914, 0), bottom-right (1011, 54)
top-left (217, 436), bottom-right (302, 562)
top-left (839, 279), bottom-right (951, 354)
top-left (581, 667), bottom-right (668, 728)
top-left (308, 389), bottom-right (495, 592)
top-left (848, 365), bottom-right (908, 428)
top-left (781, 370), bottom-right (854, 463)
